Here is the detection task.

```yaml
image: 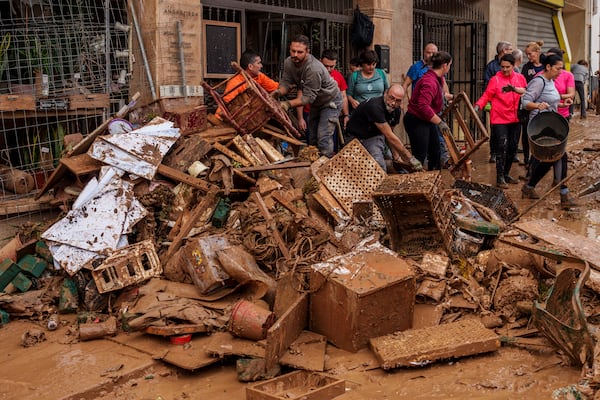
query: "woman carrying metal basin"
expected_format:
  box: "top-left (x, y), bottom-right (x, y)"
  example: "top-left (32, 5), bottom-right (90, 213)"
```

top-left (520, 54), bottom-right (576, 208)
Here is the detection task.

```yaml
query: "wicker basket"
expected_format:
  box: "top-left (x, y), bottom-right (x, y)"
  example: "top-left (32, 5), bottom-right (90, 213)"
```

top-left (372, 171), bottom-right (444, 256)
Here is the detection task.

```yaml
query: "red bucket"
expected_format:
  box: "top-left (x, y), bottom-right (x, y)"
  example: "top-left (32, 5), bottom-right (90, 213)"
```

top-left (228, 300), bottom-right (276, 341)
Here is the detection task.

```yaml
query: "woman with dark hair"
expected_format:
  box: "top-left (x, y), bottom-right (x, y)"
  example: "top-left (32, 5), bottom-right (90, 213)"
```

top-left (474, 53), bottom-right (526, 188)
top-left (403, 51), bottom-right (452, 170)
top-left (519, 41), bottom-right (545, 167)
top-left (520, 54), bottom-right (575, 208)
top-left (347, 50), bottom-right (389, 109)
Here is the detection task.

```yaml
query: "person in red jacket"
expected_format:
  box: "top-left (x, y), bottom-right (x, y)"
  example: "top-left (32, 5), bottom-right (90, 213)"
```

top-left (474, 53), bottom-right (527, 188)
top-left (403, 51), bottom-right (452, 171)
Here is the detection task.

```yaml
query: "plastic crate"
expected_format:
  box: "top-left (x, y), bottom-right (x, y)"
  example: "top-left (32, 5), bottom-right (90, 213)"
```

top-left (452, 179), bottom-right (519, 222)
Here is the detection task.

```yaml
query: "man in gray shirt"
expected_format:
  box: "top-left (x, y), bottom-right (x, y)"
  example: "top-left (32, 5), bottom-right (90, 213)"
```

top-left (271, 34), bottom-right (343, 157)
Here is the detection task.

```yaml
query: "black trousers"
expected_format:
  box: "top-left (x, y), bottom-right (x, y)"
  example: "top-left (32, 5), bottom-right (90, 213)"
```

top-left (491, 123), bottom-right (520, 180)
top-left (403, 112), bottom-right (441, 170)
top-left (575, 80), bottom-right (586, 117)
top-left (528, 152), bottom-right (568, 190)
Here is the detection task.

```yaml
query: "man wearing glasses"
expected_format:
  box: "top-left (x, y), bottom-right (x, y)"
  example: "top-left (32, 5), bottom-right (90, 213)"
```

top-left (345, 84), bottom-right (422, 172)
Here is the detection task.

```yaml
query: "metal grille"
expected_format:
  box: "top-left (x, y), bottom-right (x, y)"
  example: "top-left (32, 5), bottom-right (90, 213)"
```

top-left (412, 6), bottom-right (487, 141)
top-left (202, 1), bottom-right (352, 81)
top-left (203, 0), bottom-right (352, 18)
top-left (414, 0), bottom-right (485, 21)
top-left (0, 0), bottom-right (128, 219)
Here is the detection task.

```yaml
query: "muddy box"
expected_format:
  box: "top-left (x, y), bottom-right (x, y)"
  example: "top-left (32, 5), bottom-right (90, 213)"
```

top-left (309, 246), bottom-right (416, 352)
top-left (246, 370), bottom-right (345, 400)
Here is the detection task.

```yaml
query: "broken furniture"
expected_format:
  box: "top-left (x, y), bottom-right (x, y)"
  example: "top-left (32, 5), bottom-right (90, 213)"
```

top-left (309, 245), bottom-right (416, 352)
top-left (91, 240), bottom-right (161, 293)
top-left (202, 62), bottom-right (300, 138)
top-left (372, 171), bottom-right (444, 256)
top-left (440, 92), bottom-right (489, 180)
top-left (533, 259), bottom-right (594, 367)
top-left (316, 139), bottom-right (387, 222)
top-left (246, 370), bottom-right (345, 400)
top-left (369, 318), bottom-right (499, 369)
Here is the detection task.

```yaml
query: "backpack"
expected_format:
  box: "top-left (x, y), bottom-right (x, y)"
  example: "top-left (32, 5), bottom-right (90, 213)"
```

top-left (351, 6), bottom-right (374, 49)
top-left (518, 76), bottom-right (545, 123)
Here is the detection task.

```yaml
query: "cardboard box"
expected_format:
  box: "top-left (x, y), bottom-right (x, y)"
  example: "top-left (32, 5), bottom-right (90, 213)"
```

top-left (309, 246), bottom-right (416, 352)
top-left (246, 370), bottom-right (344, 400)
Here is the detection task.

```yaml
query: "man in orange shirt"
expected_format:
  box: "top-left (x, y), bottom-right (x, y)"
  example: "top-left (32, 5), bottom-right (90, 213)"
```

top-left (216, 49), bottom-right (279, 118)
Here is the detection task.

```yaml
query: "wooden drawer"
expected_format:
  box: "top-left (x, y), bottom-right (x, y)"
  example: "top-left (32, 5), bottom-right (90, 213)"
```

top-left (68, 93), bottom-right (109, 110)
top-left (0, 94), bottom-right (36, 111)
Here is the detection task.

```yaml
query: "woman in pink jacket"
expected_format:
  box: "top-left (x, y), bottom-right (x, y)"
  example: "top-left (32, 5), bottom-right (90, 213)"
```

top-left (475, 53), bottom-right (526, 188)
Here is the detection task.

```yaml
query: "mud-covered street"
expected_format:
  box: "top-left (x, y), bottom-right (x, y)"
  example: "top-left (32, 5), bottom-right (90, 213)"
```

top-left (1, 113), bottom-right (600, 400)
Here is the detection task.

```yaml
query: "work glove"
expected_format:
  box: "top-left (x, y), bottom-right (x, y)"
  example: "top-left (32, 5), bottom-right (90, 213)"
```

top-left (409, 156), bottom-right (424, 172)
top-left (438, 120), bottom-right (450, 132)
top-left (270, 90), bottom-right (281, 99)
top-left (280, 101), bottom-right (291, 112)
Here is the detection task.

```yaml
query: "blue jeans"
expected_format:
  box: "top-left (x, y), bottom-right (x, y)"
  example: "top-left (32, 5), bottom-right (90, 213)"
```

top-left (308, 92), bottom-right (343, 158)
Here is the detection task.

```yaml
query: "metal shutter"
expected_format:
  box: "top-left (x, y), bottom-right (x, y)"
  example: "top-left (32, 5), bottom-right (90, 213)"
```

top-left (517, 1), bottom-right (559, 52)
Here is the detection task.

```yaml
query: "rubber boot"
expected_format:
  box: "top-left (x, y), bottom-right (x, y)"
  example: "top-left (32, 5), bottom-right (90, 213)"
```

top-left (496, 177), bottom-right (508, 189)
top-left (521, 185), bottom-right (540, 199)
top-left (560, 193), bottom-right (579, 209)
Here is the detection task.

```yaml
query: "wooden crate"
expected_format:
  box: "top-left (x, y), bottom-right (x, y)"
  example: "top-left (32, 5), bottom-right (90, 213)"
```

top-left (309, 246), bottom-right (416, 352)
top-left (246, 370), bottom-right (345, 400)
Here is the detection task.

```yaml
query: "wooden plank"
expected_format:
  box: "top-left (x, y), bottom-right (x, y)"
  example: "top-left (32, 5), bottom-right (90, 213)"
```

top-left (251, 191), bottom-right (290, 259)
top-left (109, 332), bottom-right (219, 371)
top-left (212, 142), bottom-right (251, 167)
top-left (59, 153), bottom-right (103, 176)
top-left (264, 292), bottom-right (309, 370)
top-left (204, 331), bottom-right (266, 358)
top-left (232, 168), bottom-right (256, 185)
top-left (197, 126), bottom-right (238, 138)
top-left (157, 163), bottom-right (213, 193)
top-left (232, 135), bottom-right (263, 166)
top-left (279, 330), bottom-right (327, 372)
top-left (145, 324), bottom-right (209, 336)
top-left (203, 134), bottom-right (236, 144)
top-left (162, 134), bottom-right (212, 171)
top-left (0, 194), bottom-right (57, 216)
top-left (312, 186), bottom-right (348, 224)
top-left (255, 137), bottom-right (284, 162)
top-left (244, 134), bottom-right (270, 164)
top-left (260, 127), bottom-right (305, 146)
top-left (369, 319), bottom-right (499, 370)
top-left (514, 219), bottom-right (600, 271)
top-left (162, 187), bottom-right (219, 263)
top-left (237, 161), bottom-right (310, 173)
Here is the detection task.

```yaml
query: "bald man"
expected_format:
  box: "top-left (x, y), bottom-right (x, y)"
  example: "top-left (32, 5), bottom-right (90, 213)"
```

top-left (345, 84), bottom-right (422, 172)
